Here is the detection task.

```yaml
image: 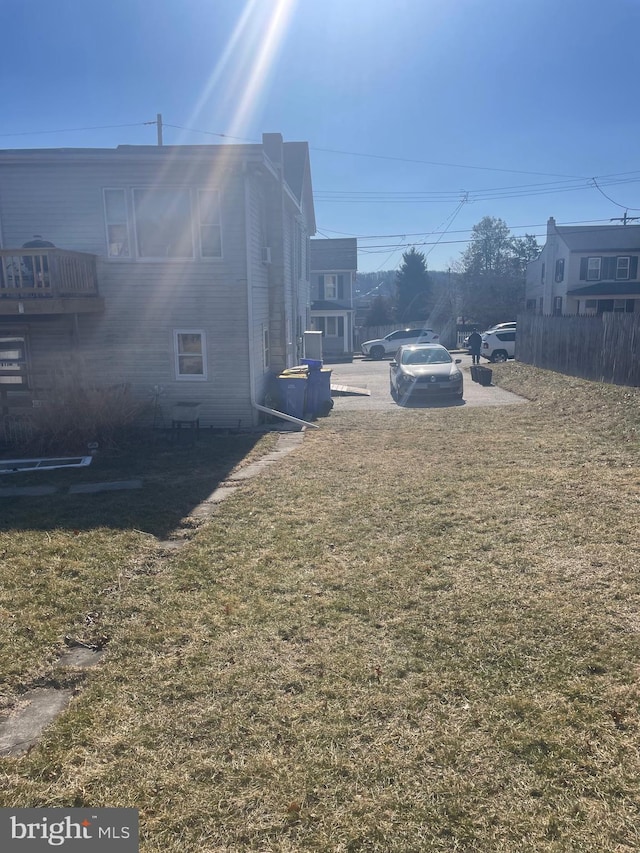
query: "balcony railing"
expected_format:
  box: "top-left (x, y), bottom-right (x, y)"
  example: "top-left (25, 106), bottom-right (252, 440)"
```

top-left (0, 248), bottom-right (99, 297)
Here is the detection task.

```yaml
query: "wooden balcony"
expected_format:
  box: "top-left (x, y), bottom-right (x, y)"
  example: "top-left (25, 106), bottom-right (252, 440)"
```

top-left (0, 248), bottom-right (104, 315)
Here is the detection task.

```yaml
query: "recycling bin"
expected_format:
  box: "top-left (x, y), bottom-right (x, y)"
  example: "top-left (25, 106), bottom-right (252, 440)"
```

top-left (276, 373), bottom-right (307, 419)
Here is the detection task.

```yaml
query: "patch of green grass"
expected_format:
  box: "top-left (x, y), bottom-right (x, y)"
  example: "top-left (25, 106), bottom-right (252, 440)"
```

top-left (1, 368), bottom-right (640, 851)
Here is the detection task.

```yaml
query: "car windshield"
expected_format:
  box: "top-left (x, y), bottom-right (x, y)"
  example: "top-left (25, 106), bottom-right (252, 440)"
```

top-left (401, 348), bottom-right (451, 365)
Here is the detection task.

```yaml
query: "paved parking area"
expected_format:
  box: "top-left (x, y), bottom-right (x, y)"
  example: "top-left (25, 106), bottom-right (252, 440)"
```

top-left (329, 354), bottom-right (527, 412)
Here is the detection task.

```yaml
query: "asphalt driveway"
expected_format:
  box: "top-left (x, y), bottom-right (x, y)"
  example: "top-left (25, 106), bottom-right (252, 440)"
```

top-left (329, 353), bottom-right (527, 412)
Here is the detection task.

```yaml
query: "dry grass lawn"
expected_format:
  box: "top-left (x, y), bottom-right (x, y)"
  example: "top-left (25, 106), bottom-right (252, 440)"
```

top-left (1, 363), bottom-right (639, 852)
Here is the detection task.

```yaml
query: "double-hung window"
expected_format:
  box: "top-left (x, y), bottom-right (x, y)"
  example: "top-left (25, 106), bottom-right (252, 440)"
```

top-left (323, 275), bottom-right (338, 300)
top-left (198, 190), bottom-right (222, 258)
top-left (587, 257), bottom-right (601, 280)
top-left (134, 188), bottom-right (194, 259)
top-left (616, 256), bottom-right (630, 280)
top-left (174, 331), bottom-right (207, 380)
top-left (103, 189), bottom-right (131, 258)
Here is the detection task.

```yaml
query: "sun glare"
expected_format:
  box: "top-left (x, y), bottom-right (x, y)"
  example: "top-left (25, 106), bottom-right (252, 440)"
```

top-left (186, 0), bottom-right (298, 142)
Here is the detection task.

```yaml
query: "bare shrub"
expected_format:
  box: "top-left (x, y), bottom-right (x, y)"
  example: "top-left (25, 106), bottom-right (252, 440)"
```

top-left (12, 364), bottom-right (150, 455)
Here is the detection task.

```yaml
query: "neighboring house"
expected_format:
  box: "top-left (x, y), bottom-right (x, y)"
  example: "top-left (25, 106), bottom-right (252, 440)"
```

top-left (309, 238), bottom-right (357, 360)
top-left (526, 217), bottom-right (640, 316)
top-left (0, 133), bottom-right (315, 430)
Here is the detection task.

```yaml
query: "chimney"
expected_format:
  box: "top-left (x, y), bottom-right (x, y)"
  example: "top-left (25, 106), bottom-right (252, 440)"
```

top-left (262, 133), bottom-right (284, 169)
top-left (547, 216), bottom-right (557, 237)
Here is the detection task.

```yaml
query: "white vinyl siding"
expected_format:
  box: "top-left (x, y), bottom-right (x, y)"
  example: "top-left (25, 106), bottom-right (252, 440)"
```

top-left (174, 330), bottom-right (207, 380)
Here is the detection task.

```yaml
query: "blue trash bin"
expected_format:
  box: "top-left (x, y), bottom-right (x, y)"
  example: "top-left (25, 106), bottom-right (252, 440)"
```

top-left (316, 368), bottom-right (333, 416)
top-left (277, 374), bottom-right (307, 419)
top-left (300, 357), bottom-right (323, 371)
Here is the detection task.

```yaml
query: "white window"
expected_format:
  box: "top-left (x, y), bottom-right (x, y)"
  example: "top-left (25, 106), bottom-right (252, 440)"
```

top-left (587, 257), bottom-right (601, 280)
top-left (174, 331), bottom-right (207, 380)
top-left (263, 326), bottom-right (270, 370)
top-left (617, 256), bottom-right (630, 280)
top-left (198, 190), bottom-right (222, 258)
top-left (103, 189), bottom-right (130, 257)
top-left (134, 188), bottom-right (194, 258)
top-left (324, 275), bottom-right (338, 299)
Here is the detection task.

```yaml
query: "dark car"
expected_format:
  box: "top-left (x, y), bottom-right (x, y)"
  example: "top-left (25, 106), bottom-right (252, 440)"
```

top-left (389, 344), bottom-right (463, 404)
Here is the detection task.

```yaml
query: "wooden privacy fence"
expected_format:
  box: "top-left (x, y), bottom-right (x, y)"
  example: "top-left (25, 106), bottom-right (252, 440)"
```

top-left (517, 313), bottom-right (640, 387)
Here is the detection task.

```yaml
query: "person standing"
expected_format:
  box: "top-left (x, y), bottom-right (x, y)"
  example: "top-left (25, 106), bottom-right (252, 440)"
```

top-left (468, 329), bottom-right (482, 365)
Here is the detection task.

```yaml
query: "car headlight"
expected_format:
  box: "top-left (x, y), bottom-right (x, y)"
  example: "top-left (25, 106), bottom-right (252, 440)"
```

top-left (449, 371), bottom-right (462, 381)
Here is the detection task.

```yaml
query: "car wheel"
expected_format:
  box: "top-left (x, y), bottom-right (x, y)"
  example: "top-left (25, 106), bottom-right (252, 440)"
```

top-left (492, 350), bottom-right (508, 362)
top-left (390, 382), bottom-right (397, 400)
top-left (370, 345), bottom-right (385, 360)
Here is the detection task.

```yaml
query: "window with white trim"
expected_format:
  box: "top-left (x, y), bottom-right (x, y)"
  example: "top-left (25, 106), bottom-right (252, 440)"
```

top-left (103, 189), bottom-right (130, 257)
top-left (134, 189), bottom-right (194, 258)
top-left (324, 274), bottom-right (338, 299)
top-left (198, 190), bottom-right (222, 258)
top-left (616, 256), bottom-right (630, 280)
top-left (263, 325), bottom-right (270, 370)
top-left (174, 331), bottom-right (207, 380)
top-left (587, 257), bottom-right (601, 280)
top-left (326, 316), bottom-right (339, 336)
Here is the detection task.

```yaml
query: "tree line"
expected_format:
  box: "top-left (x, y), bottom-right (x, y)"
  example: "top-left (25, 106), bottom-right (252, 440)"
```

top-left (361, 216), bottom-right (539, 329)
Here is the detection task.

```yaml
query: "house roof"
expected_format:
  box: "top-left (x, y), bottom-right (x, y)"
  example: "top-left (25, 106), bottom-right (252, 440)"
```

top-left (310, 238), bottom-right (358, 271)
top-left (569, 281), bottom-right (640, 297)
top-left (556, 223), bottom-right (640, 252)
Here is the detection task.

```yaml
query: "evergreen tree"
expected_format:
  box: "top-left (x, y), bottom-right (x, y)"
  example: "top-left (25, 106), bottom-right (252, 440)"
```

top-left (395, 248), bottom-right (432, 322)
top-left (364, 294), bottom-right (395, 326)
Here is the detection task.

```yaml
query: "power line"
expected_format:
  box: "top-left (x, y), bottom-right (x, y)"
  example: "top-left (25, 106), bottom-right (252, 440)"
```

top-left (591, 177), bottom-right (640, 211)
top-left (316, 217), bottom-right (636, 242)
top-left (309, 145), bottom-right (588, 180)
top-left (0, 122), bottom-right (150, 139)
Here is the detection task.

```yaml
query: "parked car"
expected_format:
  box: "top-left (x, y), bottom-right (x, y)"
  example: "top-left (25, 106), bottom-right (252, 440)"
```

top-left (390, 344), bottom-right (463, 403)
top-left (463, 322), bottom-right (516, 351)
top-left (485, 321), bottom-right (516, 333)
top-left (361, 328), bottom-right (439, 360)
top-left (481, 329), bottom-right (516, 362)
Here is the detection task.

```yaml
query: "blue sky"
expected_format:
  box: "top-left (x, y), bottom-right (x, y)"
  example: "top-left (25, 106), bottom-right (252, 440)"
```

top-left (2, 0), bottom-right (639, 272)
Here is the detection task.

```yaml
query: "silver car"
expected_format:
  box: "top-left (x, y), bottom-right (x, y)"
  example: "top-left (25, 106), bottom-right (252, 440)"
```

top-left (390, 344), bottom-right (463, 404)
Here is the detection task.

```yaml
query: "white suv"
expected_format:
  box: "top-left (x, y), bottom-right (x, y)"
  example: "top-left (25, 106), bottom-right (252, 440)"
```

top-left (481, 329), bottom-right (516, 362)
top-left (361, 328), bottom-right (439, 360)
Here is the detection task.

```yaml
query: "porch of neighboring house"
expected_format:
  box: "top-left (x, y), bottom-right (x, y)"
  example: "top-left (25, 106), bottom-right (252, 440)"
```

top-left (309, 303), bottom-right (354, 361)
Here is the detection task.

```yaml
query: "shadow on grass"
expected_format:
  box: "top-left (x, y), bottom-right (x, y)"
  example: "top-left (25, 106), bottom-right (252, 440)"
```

top-left (0, 430), bottom-right (269, 538)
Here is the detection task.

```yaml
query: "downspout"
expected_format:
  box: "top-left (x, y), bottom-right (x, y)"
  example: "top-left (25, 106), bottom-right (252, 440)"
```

top-left (244, 167), bottom-right (318, 430)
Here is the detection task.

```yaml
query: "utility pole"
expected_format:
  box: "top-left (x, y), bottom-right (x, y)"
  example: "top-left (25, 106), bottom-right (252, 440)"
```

top-left (143, 114), bottom-right (164, 145)
top-left (610, 211), bottom-right (640, 225)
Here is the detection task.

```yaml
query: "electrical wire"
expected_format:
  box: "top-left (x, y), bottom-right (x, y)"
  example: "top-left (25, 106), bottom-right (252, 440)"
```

top-left (591, 178), bottom-right (640, 211)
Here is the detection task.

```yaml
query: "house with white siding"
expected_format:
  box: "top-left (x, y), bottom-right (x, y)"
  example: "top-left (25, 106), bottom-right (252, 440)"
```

top-left (309, 237), bottom-right (357, 360)
top-left (526, 217), bottom-right (640, 316)
top-left (0, 133), bottom-right (315, 431)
